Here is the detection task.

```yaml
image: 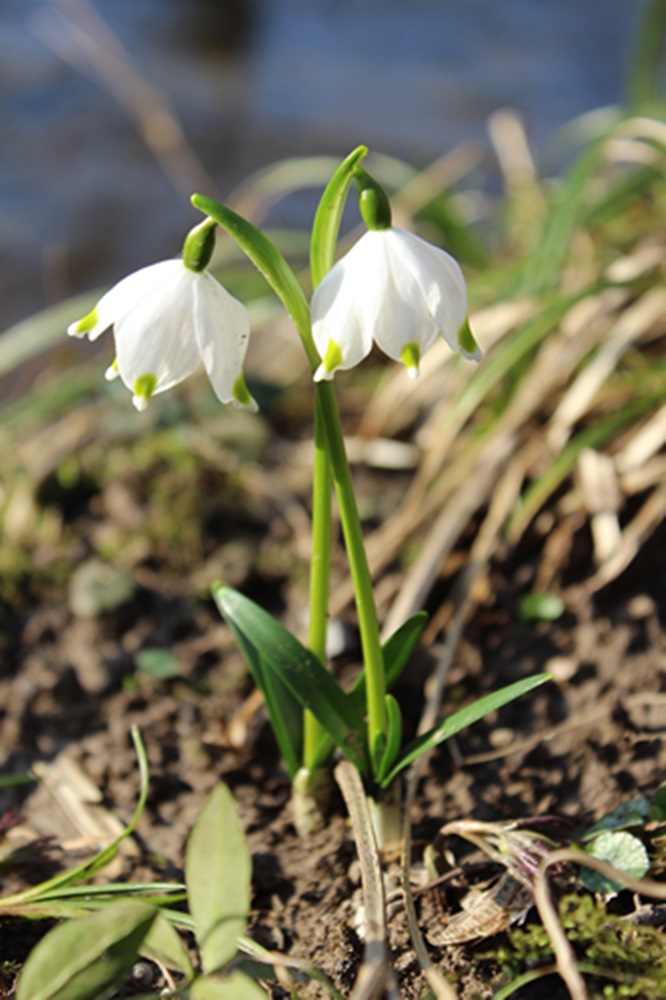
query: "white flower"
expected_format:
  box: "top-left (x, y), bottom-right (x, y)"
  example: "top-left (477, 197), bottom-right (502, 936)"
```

top-left (68, 259), bottom-right (256, 412)
top-left (311, 227), bottom-right (480, 381)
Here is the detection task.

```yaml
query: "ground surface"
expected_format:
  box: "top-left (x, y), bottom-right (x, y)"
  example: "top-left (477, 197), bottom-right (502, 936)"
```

top-left (0, 371), bottom-right (664, 999)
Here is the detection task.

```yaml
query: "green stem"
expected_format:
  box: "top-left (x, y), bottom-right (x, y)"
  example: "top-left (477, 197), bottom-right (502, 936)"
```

top-left (315, 379), bottom-right (387, 763)
top-left (303, 391), bottom-right (333, 769)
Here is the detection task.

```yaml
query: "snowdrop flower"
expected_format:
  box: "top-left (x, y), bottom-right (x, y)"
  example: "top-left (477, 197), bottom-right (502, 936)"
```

top-left (68, 221), bottom-right (256, 412)
top-left (311, 171), bottom-right (481, 382)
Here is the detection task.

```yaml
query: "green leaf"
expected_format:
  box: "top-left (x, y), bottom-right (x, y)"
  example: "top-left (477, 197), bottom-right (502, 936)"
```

top-left (190, 972), bottom-right (266, 999)
top-left (141, 912), bottom-right (194, 980)
top-left (310, 145), bottom-right (368, 287)
top-left (213, 584), bottom-right (368, 774)
top-left (220, 603), bottom-right (303, 780)
top-left (379, 674), bottom-right (551, 788)
top-left (382, 612), bottom-right (428, 687)
top-left (583, 797), bottom-right (651, 840)
top-left (518, 593), bottom-right (565, 622)
top-left (186, 784), bottom-right (251, 975)
top-left (1, 726), bottom-right (150, 912)
top-left (135, 647), bottom-right (182, 680)
top-left (348, 611), bottom-right (428, 714)
top-left (581, 831), bottom-right (649, 895)
top-left (649, 782), bottom-right (666, 823)
top-left (375, 694), bottom-right (403, 785)
top-left (190, 194), bottom-right (318, 369)
top-left (15, 900), bottom-right (157, 1000)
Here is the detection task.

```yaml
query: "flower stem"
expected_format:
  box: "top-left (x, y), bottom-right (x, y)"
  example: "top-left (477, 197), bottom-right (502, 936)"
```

top-left (304, 391), bottom-right (333, 769)
top-left (315, 379), bottom-right (387, 763)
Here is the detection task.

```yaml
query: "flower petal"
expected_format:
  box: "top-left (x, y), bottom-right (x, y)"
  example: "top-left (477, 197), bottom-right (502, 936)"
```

top-left (311, 233), bottom-right (384, 376)
top-left (113, 266), bottom-right (201, 402)
top-left (370, 231), bottom-right (439, 370)
top-left (67, 260), bottom-right (181, 342)
top-left (193, 273), bottom-right (256, 410)
top-left (390, 229), bottom-right (471, 356)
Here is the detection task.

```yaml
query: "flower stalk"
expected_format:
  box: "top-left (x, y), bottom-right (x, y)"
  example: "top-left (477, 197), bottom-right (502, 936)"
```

top-left (64, 147), bottom-right (542, 826)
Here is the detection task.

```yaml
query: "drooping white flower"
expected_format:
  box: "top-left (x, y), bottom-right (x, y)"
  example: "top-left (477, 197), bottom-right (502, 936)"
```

top-left (68, 259), bottom-right (256, 412)
top-left (311, 227), bottom-right (480, 382)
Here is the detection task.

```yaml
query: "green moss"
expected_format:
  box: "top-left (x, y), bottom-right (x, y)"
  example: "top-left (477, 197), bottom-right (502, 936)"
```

top-left (494, 894), bottom-right (666, 999)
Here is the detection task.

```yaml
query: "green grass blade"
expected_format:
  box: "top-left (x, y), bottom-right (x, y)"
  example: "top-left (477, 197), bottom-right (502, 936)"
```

top-left (380, 674), bottom-right (551, 788)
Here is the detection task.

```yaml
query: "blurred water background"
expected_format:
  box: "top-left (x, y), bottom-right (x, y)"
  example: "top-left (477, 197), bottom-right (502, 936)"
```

top-left (0, 0), bottom-right (643, 340)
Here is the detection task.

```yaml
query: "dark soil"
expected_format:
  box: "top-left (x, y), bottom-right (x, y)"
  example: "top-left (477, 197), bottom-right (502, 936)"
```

top-left (0, 390), bottom-right (664, 999)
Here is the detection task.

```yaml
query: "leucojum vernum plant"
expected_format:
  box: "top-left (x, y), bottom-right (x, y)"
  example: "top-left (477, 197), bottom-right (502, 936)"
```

top-left (68, 146), bottom-right (549, 836)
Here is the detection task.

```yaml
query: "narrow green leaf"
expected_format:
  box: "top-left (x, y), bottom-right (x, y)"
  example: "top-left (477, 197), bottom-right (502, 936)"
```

top-left (348, 611), bottom-right (428, 715)
top-left (186, 784), bottom-right (250, 975)
top-left (190, 194), bottom-right (318, 369)
top-left (518, 127), bottom-right (617, 295)
top-left (2, 726), bottom-right (150, 910)
top-left (581, 831), bottom-right (649, 895)
top-left (380, 674), bottom-right (551, 788)
top-left (15, 900), bottom-right (157, 1000)
top-left (375, 695), bottom-right (403, 785)
top-left (224, 612), bottom-right (303, 780)
top-left (213, 584), bottom-right (368, 773)
top-left (141, 912), bottom-right (194, 980)
top-left (190, 972), bottom-right (266, 999)
top-left (381, 612), bottom-right (428, 688)
top-left (310, 145), bottom-right (368, 287)
top-left (626, 0), bottom-right (666, 107)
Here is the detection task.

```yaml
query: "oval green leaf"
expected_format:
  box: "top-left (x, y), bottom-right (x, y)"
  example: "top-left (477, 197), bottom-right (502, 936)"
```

top-left (191, 971), bottom-right (266, 999)
top-left (186, 784), bottom-right (251, 975)
top-left (15, 900), bottom-right (157, 1000)
top-left (141, 911), bottom-right (194, 980)
top-left (581, 831), bottom-right (649, 895)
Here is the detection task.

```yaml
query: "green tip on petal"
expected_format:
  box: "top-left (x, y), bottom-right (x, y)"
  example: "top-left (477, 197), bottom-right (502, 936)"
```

top-left (182, 219), bottom-right (217, 272)
top-left (400, 342), bottom-right (421, 379)
top-left (322, 339), bottom-right (343, 375)
top-left (132, 373), bottom-right (157, 411)
top-left (457, 318), bottom-right (482, 360)
top-left (104, 358), bottom-right (120, 381)
top-left (69, 306), bottom-right (99, 337)
top-left (232, 372), bottom-right (258, 411)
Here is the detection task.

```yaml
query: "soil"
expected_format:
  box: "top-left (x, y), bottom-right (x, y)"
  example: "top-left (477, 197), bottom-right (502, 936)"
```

top-left (0, 384), bottom-right (664, 1000)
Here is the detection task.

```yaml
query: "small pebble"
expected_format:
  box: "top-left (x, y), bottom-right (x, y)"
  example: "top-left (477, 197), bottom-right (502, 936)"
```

top-left (627, 595), bottom-right (656, 619)
top-left (546, 656), bottom-right (578, 682)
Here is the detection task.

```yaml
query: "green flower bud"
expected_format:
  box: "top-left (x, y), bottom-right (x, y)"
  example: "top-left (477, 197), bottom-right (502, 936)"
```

top-left (182, 219), bottom-right (217, 273)
top-left (354, 168), bottom-right (392, 231)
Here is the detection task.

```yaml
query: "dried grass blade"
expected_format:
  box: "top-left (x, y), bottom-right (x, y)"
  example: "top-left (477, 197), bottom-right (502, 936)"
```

top-left (587, 482), bottom-right (666, 591)
top-left (548, 288), bottom-right (666, 446)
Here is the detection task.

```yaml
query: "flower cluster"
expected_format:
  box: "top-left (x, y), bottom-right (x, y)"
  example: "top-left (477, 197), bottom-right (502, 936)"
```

top-left (68, 175), bottom-right (480, 410)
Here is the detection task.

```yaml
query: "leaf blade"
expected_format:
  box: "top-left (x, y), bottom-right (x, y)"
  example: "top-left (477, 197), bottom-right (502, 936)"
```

top-left (380, 674), bottom-right (551, 787)
top-left (213, 584), bottom-right (368, 773)
top-left (186, 784), bottom-right (251, 975)
top-left (15, 900), bottom-right (157, 1000)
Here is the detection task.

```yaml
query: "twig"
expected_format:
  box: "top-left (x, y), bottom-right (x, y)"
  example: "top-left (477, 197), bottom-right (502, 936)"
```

top-left (534, 848), bottom-right (666, 1000)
